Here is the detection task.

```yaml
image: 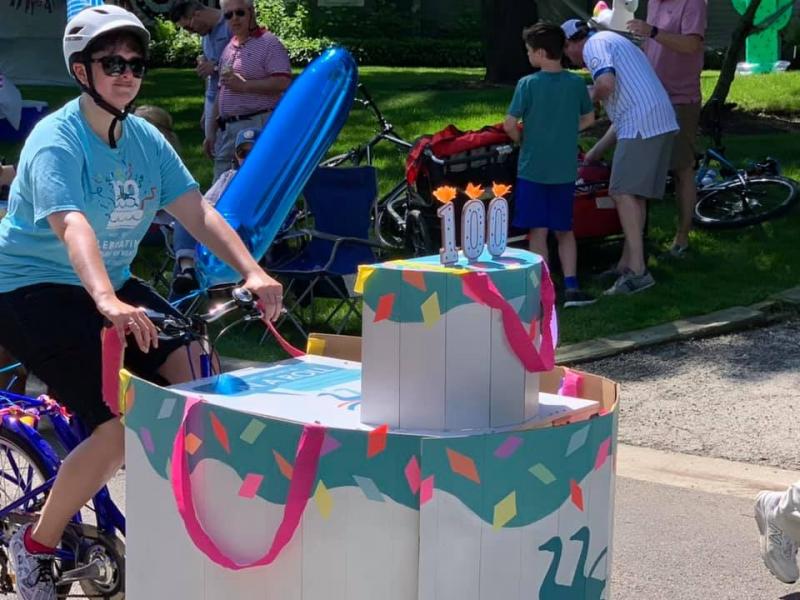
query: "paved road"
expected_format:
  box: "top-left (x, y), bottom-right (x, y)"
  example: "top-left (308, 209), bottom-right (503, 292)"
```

top-left (587, 319), bottom-right (800, 472)
top-left (584, 320), bottom-right (800, 599)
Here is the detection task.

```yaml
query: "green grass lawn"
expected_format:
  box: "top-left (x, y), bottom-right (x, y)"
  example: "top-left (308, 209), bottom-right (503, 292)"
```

top-left (2, 67), bottom-right (799, 360)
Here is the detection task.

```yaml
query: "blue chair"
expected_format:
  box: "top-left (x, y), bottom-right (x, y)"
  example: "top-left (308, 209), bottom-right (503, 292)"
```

top-left (265, 166), bottom-right (383, 339)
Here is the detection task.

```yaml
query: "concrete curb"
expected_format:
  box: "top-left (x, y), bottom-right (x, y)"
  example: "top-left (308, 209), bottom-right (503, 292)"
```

top-left (556, 284), bottom-right (800, 365)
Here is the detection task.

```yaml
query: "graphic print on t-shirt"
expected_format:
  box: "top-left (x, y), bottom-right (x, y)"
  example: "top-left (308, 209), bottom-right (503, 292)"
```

top-left (93, 161), bottom-right (157, 231)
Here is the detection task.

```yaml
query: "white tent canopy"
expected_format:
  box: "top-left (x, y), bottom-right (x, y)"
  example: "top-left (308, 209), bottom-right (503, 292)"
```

top-left (0, 0), bottom-right (73, 86)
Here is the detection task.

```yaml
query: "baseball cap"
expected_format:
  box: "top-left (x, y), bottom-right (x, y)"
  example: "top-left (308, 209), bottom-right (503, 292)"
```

top-left (561, 18), bottom-right (589, 41)
top-left (235, 127), bottom-right (260, 150)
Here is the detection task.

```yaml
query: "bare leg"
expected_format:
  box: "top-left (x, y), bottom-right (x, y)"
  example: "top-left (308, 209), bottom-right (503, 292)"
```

top-left (554, 230), bottom-right (577, 279)
top-left (673, 166), bottom-right (695, 247)
top-left (528, 228), bottom-right (549, 262)
top-left (31, 419), bottom-right (124, 547)
top-left (30, 341), bottom-right (210, 547)
top-left (614, 193), bottom-right (646, 275)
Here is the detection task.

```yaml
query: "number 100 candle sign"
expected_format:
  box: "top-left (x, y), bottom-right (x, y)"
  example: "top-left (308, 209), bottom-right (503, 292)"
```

top-left (433, 183), bottom-right (512, 265)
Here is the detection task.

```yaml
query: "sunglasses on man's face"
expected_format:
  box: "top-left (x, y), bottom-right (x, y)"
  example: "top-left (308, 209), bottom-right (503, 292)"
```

top-left (223, 8), bottom-right (247, 19)
top-left (235, 147), bottom-right (251, 160)
top-left (91, 55), bottom-right (146, 79)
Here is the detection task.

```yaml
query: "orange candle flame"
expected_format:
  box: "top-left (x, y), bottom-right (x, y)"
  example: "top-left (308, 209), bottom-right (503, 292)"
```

top-left (433, 186), bottom-right (457, 204)
top-left (464, 183), bottom-right (484, 200)
top-left (492, 182), bottom-right (513, 198)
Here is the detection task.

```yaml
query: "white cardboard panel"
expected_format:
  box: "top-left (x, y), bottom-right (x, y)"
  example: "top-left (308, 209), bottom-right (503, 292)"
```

top-left (478, 520), bottom-right (522, 599)
top-left (417, 483), bottom-right (439, 600)
top-left (433, 491), bottom-right (481, 600)
top-left (519, 507), bottom-right (559, 599)
top-left (489, 297), bottom-right (526, 428)
top-left (125, 429), bottom-right (206, 600)
top-left (361, 304), bottom-right (400, 426)
top-left (398, 317), bottom-right (447, 431)
top-left (301, 486), bottom-right (348, 600)
top-left (443, 302), bottom-right (491, 430)
top-left (262, 525), bottom-right (304, 600)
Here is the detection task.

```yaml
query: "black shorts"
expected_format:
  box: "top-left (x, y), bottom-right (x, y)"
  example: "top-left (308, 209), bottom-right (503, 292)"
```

top-left (0, 278), bottom-right (188, 431)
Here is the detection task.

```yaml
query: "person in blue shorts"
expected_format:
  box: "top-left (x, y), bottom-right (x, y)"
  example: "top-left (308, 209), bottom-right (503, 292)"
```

top-left (503, 22), bottom-right (596, 308)
top-left (0, 6), bottom-right (283, 598)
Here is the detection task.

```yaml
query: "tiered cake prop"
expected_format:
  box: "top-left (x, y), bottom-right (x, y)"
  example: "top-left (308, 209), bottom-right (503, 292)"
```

top-left (123, 183), bottom-right (619, 600)
top-left (360, 183), bottom-right (555, 430)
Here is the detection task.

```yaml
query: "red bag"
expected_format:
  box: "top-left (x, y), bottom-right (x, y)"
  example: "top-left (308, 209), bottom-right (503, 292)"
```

top-left (405, 124), bottom-right (513, 185)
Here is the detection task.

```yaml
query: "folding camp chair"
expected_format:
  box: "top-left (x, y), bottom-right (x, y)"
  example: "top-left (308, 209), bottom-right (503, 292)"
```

top-left (264, 166), bottom-right (383, 340)
top-left (137, 212), bottom-right (176, 296)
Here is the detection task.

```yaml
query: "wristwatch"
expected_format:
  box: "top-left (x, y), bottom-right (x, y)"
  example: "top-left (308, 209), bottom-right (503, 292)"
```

top-left (650, 26), bottom-right (659, 39)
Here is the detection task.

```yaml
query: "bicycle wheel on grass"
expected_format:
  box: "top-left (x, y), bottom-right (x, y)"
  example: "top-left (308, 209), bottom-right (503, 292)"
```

top-left (693, 176), bottom-right (799, 229)
top-left (375, 184), bottom-right (411, 250)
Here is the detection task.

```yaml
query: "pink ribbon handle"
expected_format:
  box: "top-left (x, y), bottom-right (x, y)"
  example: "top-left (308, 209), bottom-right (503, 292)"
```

top-left (258, 301), bottom-right (305, 358)
top-left (170, 397), bottom-right (325, 570)
top-left (462, 260), bottom-right (556, 373)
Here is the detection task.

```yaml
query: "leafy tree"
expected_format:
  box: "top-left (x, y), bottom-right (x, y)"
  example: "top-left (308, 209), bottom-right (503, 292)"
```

top-left (481, 0), bottom-right (539, 84)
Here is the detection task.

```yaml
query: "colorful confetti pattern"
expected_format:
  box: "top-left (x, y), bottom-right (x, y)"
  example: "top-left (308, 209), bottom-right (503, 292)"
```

top-left (124, 374), bottom-right (616, 529)
top-left (359, 247), bottom-right (542, 326)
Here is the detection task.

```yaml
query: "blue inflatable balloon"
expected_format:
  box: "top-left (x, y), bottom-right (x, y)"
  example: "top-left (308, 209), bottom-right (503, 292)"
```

top-left (196, 47), bottom-right (358, 286)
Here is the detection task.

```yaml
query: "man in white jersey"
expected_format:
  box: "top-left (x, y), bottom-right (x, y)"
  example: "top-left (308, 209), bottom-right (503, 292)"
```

top-left (562, 19), bottom-right (678, 295)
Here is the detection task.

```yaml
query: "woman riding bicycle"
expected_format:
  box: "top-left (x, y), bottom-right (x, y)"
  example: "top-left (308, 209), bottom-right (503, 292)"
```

top-left (0, 6), bottom-right (283, 598)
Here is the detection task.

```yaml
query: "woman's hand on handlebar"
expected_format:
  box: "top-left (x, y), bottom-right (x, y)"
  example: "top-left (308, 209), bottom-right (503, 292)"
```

top-left (96, 293), bottom-right (159, 352)
top-left (242, 270), bottom-right (283, 322)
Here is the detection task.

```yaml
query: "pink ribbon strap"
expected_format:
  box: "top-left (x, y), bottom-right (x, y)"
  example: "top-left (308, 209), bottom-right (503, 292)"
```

top-left (258, 301), bottom-right (305, 358)
top-left (559, 368), bottom-right (583, 397)
top-left (170, 397), bottom-right (325, 570)
top-left (462, 261), bottom-right (556, 372)
top-left (101, 327), bottom-right (125, 416)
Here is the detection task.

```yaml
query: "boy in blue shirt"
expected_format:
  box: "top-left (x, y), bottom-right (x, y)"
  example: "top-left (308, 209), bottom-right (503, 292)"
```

top-left (503, 22), bottom-right (596, 307)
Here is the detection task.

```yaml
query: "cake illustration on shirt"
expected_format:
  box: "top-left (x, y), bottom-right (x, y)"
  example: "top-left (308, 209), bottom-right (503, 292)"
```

top-left (107, 179), bottom-right (145, 230)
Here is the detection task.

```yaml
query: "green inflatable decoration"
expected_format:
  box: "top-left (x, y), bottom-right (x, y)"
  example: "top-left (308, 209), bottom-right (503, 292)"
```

top-left (732, 0), bottom-right (794, 73)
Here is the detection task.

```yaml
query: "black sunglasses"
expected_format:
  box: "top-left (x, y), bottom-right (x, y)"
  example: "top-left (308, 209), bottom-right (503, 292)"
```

top-left (235, 147), bottom-right (251, 160)
top-left (91, 55), bottom-right (146, 79)
top-left (223, 8), bottom-right (247, 19)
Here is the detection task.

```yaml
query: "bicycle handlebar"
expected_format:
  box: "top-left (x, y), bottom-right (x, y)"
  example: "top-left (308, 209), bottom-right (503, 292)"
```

top-left (423, 144), bottom-right (515, 167)
top-left (145, 287), bottom-right (263, 342)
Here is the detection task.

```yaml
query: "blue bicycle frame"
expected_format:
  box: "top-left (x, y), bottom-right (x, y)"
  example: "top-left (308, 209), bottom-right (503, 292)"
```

top-left (0, 390), bottom-right (126, 563)
top-left (0, 288), bottom-right (234, 567)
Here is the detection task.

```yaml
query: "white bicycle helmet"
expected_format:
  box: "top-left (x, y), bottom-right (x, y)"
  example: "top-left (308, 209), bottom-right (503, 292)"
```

top-left (63, 5), bottom-right (150, 75)
top-left (62, 4), bottom-right (150, 147)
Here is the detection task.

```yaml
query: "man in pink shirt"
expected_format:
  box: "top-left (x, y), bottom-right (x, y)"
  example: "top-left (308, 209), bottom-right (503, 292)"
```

top-left (628, 0), bottom-right (707, 257)
top-left (203, 0), bottom-right (292, 180)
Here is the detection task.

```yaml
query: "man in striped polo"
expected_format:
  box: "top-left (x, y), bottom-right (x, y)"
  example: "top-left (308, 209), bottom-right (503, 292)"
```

top-left (562, 19), bottom-right (678, 296)
top-left (203, 0), bottom-right (291, 181)
top-left (170, 0), bottom-right (232, 140)
top-left (628, 0), bottom-right (707, 258)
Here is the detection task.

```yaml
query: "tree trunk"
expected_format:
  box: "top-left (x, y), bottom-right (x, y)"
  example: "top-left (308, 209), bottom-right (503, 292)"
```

top-left (482, 0), bottom-right (539, 84)
top-left (705, 0), bottom-right (763, 112)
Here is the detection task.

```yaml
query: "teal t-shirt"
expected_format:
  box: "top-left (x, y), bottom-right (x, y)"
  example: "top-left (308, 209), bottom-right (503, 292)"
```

top-left (507, 70), bottom-right (593, 185)
top-left (0, 98), bottom-right (198, 293)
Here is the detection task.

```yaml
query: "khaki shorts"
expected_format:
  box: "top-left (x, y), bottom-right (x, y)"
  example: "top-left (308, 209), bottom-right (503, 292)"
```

top-left (671, 103), bottom-right (701, 171)
top-left (213, 111), bottom-right (272, 182)
top-left (610, 131), bottom-right (676, 200)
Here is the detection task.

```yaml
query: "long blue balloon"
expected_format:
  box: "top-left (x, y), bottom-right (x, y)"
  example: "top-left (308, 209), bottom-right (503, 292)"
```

top-left (196, 47), bottom-right (358, 286)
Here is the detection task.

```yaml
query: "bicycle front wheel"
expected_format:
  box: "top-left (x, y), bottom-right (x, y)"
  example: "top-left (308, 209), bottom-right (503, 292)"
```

top-left (375, 184), bottom-right (410, 250)
top-left (693, 176), bottom-right (799, 229)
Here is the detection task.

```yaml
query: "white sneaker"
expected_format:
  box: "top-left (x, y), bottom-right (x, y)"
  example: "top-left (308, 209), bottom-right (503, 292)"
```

top-left (7, 524), bottom-right (56, 600)
top-left (755, 491), bottom-right (799, 584)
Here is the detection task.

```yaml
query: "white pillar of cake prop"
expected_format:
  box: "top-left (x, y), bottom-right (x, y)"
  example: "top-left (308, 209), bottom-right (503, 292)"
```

top-left (360, 248), bottom-right (544, 431)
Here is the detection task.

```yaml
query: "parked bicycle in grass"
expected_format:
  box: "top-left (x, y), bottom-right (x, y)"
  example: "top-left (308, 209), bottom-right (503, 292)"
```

top-left (320, 83), bottom-right (415, 251)
top-left (692, 100), bottom-right (799, 229)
